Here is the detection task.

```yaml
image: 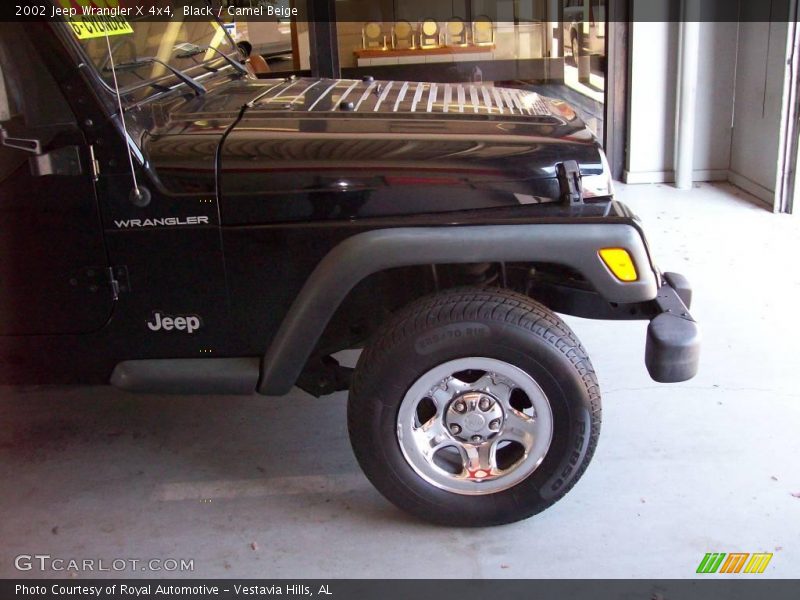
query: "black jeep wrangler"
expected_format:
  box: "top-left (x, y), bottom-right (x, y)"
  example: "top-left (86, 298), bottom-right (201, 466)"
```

top-left (0, 15), bottom-right (699, 526)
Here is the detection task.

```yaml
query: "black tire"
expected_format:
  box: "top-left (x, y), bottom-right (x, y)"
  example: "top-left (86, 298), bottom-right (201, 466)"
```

top-left (348, 287), bottom-right (601, 527)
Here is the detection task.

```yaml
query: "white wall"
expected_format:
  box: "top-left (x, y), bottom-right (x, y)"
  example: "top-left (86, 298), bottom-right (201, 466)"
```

top-left (625, 17), bottom-right (794, 209)
top-left (625, 21), bottom-right (737, 184)
top-left (625, 21), bottom-right (678, 182)
top-left (729, 21), bottom-right (791, 204)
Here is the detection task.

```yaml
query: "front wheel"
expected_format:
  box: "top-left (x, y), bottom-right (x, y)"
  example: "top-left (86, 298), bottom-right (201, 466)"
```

top-left (347, 288), bottom-right (601, 526)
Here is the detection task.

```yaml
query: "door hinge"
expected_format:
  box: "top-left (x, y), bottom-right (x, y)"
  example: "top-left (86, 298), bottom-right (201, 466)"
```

top-left (2, 127), bottom-right (87, 177)
top-left (29, 145), bottom-right (83, 177)
top-left (106, 266), bottom-right (130, 300)
top-left (89, 145), bottom-right (101, 181)
top-left (73, 266), bottom-right (130, 301)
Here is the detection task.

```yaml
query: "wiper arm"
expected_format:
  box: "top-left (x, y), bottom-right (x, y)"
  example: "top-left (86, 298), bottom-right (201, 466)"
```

top-left (174, 43), bottom-right (249, 76)
top-left (105, 57), bottom-right (207, 95)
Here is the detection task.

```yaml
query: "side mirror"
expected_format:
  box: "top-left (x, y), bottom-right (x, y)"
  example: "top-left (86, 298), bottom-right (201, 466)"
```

top-left (0, 59), bottom-right (41, 154)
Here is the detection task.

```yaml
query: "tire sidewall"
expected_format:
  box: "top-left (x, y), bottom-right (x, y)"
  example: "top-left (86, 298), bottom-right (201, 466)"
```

top-left (352, 312), bottom-right (597, 524)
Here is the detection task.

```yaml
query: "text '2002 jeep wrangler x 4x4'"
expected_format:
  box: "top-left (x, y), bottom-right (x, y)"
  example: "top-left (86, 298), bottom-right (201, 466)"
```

top-left (0, 13), bottom-right (699, 526)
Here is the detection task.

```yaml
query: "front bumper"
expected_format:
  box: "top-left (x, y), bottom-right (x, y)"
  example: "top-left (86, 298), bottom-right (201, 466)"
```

top-left (644, 272), bottom-right (700, 383)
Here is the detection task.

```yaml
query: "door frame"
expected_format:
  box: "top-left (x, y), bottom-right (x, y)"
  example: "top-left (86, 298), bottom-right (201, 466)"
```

top-left (307, 0), bottom-right (339, 79)
top-left (779, 0), bottom-right (800, 214)
top-left (604, 0), bottom-right (630, 181)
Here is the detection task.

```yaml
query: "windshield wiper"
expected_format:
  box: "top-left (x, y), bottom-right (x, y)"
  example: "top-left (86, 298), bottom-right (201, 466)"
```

top-left (105, 57), bottom-right (207, 95)
top-left (174, 43), bottom-right (249, 76)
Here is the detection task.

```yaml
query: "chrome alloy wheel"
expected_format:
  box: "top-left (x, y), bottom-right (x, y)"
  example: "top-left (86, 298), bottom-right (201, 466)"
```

top-left (396, 357), bottom-right (554, 495)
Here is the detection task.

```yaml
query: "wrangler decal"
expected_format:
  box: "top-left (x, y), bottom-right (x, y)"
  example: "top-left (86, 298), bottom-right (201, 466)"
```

top-left (114, 216), bottom-right (210, 229)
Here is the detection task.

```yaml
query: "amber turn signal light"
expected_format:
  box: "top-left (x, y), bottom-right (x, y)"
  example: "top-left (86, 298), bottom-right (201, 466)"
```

top-left (598, 248), bottom-right (638, 282)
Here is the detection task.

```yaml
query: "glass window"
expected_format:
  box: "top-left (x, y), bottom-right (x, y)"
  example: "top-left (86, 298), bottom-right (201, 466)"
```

top-left (334, 0), bottom-right (606, 140)
top-left (73, 17), bottom-right (241, 103)
top-left (222, 0), bottom-right (310, 76)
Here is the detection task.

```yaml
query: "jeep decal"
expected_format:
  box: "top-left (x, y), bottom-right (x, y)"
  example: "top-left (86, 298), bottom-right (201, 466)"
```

top-left (146, 312), bottom-right (202, 334)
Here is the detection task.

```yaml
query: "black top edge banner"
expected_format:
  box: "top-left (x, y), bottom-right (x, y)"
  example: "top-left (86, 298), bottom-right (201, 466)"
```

top-left (3, 579), bottom-right (800, 600)
top-left (0, 0), bottom-right (796, 23)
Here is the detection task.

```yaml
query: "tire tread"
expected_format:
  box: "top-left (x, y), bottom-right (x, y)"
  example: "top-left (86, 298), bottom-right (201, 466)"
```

top-left (349, 287), bottom-right (601, 525)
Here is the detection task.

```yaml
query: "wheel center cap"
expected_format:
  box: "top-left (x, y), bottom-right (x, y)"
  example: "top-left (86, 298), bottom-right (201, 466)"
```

top-left (464, 413), bottom-right (486, 432)
top-left (445, 392), bottom-right (505, 442)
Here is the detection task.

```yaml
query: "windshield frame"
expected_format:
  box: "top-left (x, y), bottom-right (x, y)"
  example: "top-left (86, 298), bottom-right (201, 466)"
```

top-left (55, 17), bottom-right (246, 106)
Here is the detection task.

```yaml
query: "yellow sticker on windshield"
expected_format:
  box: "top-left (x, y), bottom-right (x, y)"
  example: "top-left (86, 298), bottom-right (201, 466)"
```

top-left (68, 16), bottom-right (133, 40)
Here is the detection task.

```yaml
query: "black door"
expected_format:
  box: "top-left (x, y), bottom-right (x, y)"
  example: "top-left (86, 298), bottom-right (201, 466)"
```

top-left (0, 26), bottom-right (112, 335)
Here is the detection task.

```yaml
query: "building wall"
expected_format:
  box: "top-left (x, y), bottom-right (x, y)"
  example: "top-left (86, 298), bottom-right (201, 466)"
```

top-left (729, 21), bottom-right (792, 204)
top-left (625, 15), bottom-right (794, 209)
top-left (625, 21), bottom-right (738, 185)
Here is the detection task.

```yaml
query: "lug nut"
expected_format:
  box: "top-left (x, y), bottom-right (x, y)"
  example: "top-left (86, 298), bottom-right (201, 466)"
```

top-left (489, 419), bottom-right (501, 431)
top-left (471, 435), bottom-right (482, 443)
top-left (450, 424), bottom-right (462, 435)
top-left (478, 397), bottom-right (492, 411)
top-left (454, 401), bottom-right (466, 413)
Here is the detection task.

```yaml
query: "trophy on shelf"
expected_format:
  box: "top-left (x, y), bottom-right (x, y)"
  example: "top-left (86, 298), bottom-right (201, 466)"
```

top-left (472, 15), bottom-right (495, 46)
top-left (392, 20), bottom-right (416, 50)
top-left (418, 19), bottom-right (442, 49)
top-left (445, 17), bottom-right (469, 47)
top-left (362, 22), bottom-right (388, 51)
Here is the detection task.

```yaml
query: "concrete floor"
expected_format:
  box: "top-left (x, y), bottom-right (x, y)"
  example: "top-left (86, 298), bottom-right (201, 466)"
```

top-left (1, 182), bottom-right (799, 579)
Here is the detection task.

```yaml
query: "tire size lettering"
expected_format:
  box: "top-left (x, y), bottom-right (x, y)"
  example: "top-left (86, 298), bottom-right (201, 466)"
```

top-left (548, 419), bottom-right (588, 493)
top-left (414, 323), bottom-right (490, 355)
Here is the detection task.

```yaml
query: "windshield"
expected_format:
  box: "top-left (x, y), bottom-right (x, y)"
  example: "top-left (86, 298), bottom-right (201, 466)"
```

top-left (65, 2), bottom-right (240, 102)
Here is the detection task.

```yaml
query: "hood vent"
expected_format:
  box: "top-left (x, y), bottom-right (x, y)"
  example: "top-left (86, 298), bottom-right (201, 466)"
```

top-left (250, 78), bottom-right (554, 118)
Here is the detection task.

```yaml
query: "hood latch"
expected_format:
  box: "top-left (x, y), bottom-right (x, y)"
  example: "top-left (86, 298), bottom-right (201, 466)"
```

top-left (556, 160), bottom-right (583, 205)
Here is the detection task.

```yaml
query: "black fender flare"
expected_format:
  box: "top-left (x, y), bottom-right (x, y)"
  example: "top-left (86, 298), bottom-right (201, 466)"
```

top-left (258, 223), bottom-right (658, 395)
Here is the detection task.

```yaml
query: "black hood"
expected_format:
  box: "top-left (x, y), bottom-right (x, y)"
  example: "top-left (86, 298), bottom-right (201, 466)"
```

top-left (141, 77), bottom-right (608, 223)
